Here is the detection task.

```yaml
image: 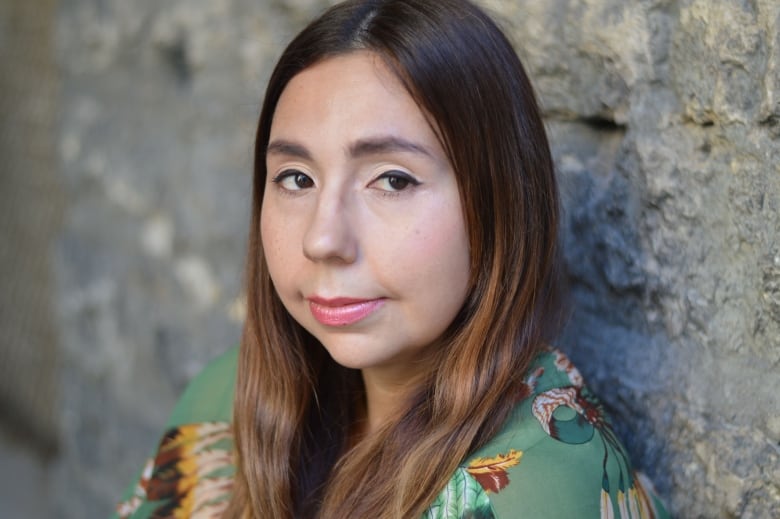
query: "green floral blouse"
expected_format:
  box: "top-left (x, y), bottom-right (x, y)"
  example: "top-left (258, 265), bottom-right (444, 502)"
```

top-left (114, 346), bottom-right (669, 518)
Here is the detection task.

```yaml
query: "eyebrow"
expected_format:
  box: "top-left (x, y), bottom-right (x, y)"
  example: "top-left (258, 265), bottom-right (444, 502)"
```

top-left (266, 136), bottom-right (434, 161)
top-left (349, 136), bottom-right (434, 159)
top-left (266, 140), bottom-right (312, 160)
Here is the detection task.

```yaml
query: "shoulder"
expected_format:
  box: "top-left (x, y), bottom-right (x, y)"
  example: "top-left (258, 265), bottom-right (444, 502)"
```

top-left (165, 344), bottom-right (238, 427)
top-left (114, 346), bottom-right (238, 519)
top-left (427, 348), bottom-right (669, 519)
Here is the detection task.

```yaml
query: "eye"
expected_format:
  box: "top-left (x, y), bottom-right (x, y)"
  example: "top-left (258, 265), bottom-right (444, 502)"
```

top-left (372, 170), bottom-right (420, 192)
top-left (272, 170), bottom-right (314, 191)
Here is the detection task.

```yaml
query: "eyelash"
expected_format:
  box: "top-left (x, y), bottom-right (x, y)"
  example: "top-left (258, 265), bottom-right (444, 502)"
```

top-left (372, 170), bottom-right (420, 194)
top-left (271, 170), bottom-right (314, 192)
top-left (270, 169), bottom-right (421, 196)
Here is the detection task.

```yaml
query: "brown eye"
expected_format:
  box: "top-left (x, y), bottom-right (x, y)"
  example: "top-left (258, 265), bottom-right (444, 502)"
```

top-left (273, 170), bottom-right (314, 191)
top-left (294, 173), bottom-right (314, 189)
top-left (374, 170), bottom-right (420, 192)
top-left (387, 175), bottom-right (410, 190)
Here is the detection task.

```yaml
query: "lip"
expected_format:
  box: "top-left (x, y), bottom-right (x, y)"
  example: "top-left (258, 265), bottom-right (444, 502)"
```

top-left (307, 296), bottom-right (385, 327)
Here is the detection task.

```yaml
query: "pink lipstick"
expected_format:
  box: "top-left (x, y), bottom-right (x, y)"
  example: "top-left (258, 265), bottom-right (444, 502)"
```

top-left (308, 297), bottom-right (385, 327)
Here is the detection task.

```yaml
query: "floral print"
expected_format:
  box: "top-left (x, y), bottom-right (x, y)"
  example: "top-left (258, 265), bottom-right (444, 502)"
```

top-left (114, 347), bottom-right (668, 518)
top-left (435, 348), bottom-right (668, 519)
top-left (423, 467), bottom-right (495, 519)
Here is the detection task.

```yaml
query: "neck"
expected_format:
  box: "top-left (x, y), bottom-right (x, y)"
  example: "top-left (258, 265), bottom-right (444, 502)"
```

top-left (357, 364), bottom-right (427, 436)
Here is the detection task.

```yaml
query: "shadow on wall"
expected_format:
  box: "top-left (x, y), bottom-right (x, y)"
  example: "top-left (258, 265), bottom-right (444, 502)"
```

top-left (553, 117), bottom-right (674, 495)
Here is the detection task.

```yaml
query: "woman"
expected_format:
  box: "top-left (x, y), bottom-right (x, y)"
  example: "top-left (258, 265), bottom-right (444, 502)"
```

top-left (116, 0), bottom-right (669, 517)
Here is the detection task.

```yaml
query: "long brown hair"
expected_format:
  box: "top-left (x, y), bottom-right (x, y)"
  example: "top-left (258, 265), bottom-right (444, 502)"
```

top-left (229, 0), bottom-right (561, 516)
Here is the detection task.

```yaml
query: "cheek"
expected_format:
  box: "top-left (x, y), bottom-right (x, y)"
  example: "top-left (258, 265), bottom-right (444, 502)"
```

top-left (260, 204), bottom-right (297, 290)
top-left (380, 203), bottom-right (471, 308)
top-left (423, 199), bottom-right (470, 276)
top-left (260, 208), bottom-right (276, 267)
top-left (407, 231), bottom-right (470, 344)
top-left (427, 220), bottom-right (471, 295)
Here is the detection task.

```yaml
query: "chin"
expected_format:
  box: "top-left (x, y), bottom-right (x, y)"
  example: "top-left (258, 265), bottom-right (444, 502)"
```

top-left (323, 350), bottom-right (378, 370)
top-left (320, 344), bottom-right (392, 371)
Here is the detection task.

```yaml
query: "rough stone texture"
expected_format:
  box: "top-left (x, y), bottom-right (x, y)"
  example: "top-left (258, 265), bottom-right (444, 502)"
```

top-left (0, 0), bottom-right (776, 517)
top-left (485, 0), bottom-right (780, 517)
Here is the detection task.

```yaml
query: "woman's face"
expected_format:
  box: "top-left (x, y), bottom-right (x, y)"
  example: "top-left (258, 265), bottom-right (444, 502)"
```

top-left (261, 52), bottom-right (470, 377)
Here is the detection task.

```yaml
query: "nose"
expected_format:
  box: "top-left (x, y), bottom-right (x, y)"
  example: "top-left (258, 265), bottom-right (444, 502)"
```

top-left (302, 189), bottom-right (358, 264)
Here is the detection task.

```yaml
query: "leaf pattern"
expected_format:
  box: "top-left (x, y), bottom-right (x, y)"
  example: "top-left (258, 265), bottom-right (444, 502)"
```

top-left (117, 348), bottom-right (668, 519)
top-left (465, 449), bottom-right (523, 494)
top-left (423, 467), bottom-right (495, 519)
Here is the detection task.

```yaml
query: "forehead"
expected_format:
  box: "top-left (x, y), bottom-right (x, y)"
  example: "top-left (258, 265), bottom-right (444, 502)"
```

top-left (269, 51), bottom-right (445, 159)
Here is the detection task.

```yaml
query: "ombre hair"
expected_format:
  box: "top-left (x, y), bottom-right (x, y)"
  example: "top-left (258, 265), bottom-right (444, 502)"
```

top-left (229, 0), bottom-right (561, 517)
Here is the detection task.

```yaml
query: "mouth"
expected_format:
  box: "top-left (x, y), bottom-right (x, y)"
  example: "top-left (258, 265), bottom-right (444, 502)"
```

top-left (307, 296), bottom-right (386, 327)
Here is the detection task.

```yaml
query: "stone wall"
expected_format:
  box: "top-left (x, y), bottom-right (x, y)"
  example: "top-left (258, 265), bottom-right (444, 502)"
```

top-left (7, 0), bottom-right (777, 517)
top-left (484, 0), bottom-right (780, 516)
top-left (487, 1), bottom-right (779, 516)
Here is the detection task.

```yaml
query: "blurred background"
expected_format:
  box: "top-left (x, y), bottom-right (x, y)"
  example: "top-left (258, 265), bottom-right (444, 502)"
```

top-left (1, 0), bottom-right (778, 517)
